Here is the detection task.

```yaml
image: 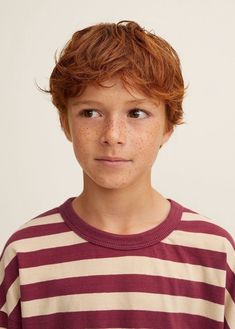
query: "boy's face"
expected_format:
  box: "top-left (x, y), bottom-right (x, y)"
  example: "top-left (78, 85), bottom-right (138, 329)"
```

top-left (61, 76), bottom-right (173, 190)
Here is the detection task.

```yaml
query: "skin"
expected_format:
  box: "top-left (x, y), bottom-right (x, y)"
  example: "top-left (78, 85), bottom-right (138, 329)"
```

top-left (60, 76), bottom-right (173, 234)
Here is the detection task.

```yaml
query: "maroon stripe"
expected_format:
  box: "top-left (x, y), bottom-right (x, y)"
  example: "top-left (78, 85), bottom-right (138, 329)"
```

top-left (9, 299), bottom-right (22, 324)
top-left (226, 263), bottom-right (235, 303)
top-left (22, 310), bottom-right (223, 329)
top-left (179, 220), bottom-right (235, 248)
top-left (5, 222), bottom-right (70, 244)
top-left (0, 256), bottom-right (19, 309)
top-left (224, 318), bottom-right (230, 329)
top-left (18, 240), bottom-right (226, 270)
top-left (0, 311), bottom-right (7, 328)
top-left (33, 207), bottom-right (60, 219)
top-left (0, 302), bottom-right (22, 328)
top-left (181, 207), bottom-right (197, 214)
top-left (21, 274), bottom-right (224, 304)
top-left (2, 208), bottom-right (60, 249)
top-left (157, 242), bottom-right (225, 269)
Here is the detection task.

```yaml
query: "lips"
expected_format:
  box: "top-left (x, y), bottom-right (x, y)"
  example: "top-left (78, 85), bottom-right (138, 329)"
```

top-left (96, 157), bottom-right (129, 161)
top-left (95, 158), bottom-right (131, 167)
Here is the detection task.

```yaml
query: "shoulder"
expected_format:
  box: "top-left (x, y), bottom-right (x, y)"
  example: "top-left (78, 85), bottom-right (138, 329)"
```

top-left (168, 200), bottom-right (235, 257)
top-left (0, 205), bottom-right (65, 263)
top-left (180, 206), bottom-right (234, 248)
top-left (166, 201), bottom-right (235, 280)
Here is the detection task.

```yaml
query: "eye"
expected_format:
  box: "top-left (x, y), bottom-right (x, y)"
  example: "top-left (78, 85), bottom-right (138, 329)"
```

top-left (78, 109), bottom-right (100, 118)
top-left (129, 108), bottom-right (149, 119)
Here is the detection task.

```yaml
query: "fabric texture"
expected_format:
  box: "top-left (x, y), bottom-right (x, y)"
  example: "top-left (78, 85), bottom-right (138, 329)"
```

top-left (0, 197), bottom-right (234, 328)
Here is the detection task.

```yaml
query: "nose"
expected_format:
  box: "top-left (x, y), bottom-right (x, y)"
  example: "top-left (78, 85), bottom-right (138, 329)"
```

top-left (100, 116), bottom-right (127, 146)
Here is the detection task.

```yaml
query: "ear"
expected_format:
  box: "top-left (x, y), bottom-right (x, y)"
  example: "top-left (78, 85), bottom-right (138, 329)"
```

top-left (161, 126), bottom-right (174, 147)
top-left (59, 114), bottom-right (72, 142)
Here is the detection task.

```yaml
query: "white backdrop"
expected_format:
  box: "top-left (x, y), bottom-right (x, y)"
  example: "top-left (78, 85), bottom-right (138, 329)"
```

top-left (1, 0), bottom-right (234, 250)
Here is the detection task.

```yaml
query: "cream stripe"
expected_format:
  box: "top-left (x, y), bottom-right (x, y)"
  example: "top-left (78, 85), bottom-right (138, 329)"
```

top-left (19, 256), bottom-right (225, 287)
top-left (225, 289), bottom-right (235, 329)
top-left (17, 213), bottom-right (63, 230)
top-left (0, 231), bottom-right (86, 285)
top-left (0, 246), bottom-right (17, 286)
top-left (0, 277), bottom-right (20, 316)
top-left (0, 261), bottom-right (4, 287)
top-left (181, 211), bottom-right (215, 222)
top-left (0, 275), bottom-right (3, 288)
top-left (164, 230), bottom-right (235, 274)
top-left (21, 291), bottom-right (223, 322)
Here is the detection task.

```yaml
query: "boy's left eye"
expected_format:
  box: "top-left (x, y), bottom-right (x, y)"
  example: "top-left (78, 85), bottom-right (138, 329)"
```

top-left (129, 108), bottom-right (149, 119)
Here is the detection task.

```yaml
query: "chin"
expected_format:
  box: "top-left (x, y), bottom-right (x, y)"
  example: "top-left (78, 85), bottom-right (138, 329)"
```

top-left (83, 172), bottom-right (133, 190)
top-left (96, 178), bottom-right (132, 190)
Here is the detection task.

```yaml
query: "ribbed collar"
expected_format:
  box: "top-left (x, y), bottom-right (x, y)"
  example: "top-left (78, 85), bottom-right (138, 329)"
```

top-left (59, 197), bottom-right (183, 250)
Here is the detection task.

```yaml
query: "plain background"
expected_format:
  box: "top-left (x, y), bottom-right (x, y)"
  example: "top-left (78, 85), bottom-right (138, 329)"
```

top-left (0, 0), bottom-right (235, 251)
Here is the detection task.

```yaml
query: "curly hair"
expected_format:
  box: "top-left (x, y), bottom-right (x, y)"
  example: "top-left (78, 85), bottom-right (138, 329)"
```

top-left (45, 20), bottom-right (186, 131)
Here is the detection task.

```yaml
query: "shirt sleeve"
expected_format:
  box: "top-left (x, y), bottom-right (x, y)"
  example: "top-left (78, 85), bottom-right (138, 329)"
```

top-left (0, 237), bottom-right (22, 329)
top-left (224, 235), bottom-right (235, 329)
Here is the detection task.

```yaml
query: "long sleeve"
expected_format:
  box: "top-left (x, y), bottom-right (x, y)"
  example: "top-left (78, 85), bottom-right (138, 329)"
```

top-left (0, 237), bottom-right (22, 329)
top-left (224, 236), bottom-right (235, 329)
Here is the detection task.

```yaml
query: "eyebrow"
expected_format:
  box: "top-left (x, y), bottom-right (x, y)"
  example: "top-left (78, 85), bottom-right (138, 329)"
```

top-left (70, 99), bottom-right (150, 107)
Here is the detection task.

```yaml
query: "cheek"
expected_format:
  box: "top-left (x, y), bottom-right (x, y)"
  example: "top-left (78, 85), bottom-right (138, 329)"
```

top-left (70, 127), bottom-right (93, 160)
top-left (132, 125), bottom-right (163, 166)
top-left (134, 125), bottom-right (162, 152)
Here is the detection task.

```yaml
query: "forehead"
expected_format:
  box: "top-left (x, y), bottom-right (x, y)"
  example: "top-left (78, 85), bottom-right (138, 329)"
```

top-left (69, 77), bottom-right (160, 107)
top-left (85, 77), bottom-right (142, 97)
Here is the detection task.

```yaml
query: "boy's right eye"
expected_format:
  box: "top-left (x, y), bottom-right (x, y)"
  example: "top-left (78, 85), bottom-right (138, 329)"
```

top-left (78, 109), bottom-right (99, 118)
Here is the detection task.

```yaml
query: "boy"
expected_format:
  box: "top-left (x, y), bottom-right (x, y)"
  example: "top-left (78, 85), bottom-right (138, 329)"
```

top-left (0, 20), bottom-right (234, 329)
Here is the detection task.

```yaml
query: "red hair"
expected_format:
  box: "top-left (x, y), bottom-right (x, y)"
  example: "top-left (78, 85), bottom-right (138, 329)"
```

top-left (46, 20), bottom-right (186, 131)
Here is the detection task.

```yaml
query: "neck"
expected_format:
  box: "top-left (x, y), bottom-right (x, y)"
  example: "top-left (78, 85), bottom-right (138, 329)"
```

top-left (73, 173), bottom-right (169, 234)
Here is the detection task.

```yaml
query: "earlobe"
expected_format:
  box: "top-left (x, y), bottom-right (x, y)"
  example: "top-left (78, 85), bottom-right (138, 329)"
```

top-left (60, 114), bottom-right (72, 142)
top-left (161, 127), bottom-right (174, 147)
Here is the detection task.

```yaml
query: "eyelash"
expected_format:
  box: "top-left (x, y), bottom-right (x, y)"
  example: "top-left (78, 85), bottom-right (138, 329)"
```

top-left (78, 108), bottom-right (149, 119)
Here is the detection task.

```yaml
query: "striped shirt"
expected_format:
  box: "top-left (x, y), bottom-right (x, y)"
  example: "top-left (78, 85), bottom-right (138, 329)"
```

top-left (0, 197), bottom-right (234, 328)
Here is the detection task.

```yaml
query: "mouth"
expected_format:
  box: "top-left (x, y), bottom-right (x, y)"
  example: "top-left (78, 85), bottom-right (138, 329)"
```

top-left (96, 159), bottom-right (129, 162)
top-left (95, 159), bottom-right (131, 167)
top-left (95, 157), bottom-right (130, 161)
